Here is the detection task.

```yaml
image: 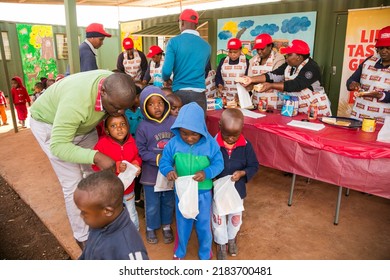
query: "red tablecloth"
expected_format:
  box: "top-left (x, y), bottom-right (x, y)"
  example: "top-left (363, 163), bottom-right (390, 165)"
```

top-left (206, 110), bottom-right (390, 199)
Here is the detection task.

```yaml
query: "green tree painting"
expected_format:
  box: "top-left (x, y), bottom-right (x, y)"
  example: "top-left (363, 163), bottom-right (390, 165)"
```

top-left (16, 24), bottom-right (58, 94)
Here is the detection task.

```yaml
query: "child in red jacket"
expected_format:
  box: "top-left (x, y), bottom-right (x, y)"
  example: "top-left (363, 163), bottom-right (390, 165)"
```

top-left (11, 76), bottom-right (31, 128)
top-left (92, 114), bottom-right (142, 230)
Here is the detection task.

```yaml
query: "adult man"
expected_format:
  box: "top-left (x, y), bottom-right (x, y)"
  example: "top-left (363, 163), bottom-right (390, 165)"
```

top-left (248, 34), bottom-right (285, 108)
top-left (162, 9), bottom-right (211, 112)
top-left (80, 23), bottom-right (112, 72)
top-left (347, 26), bottom-right (390, 121)
top-left (29, 70), bottom-right (136, 247)
top-left (117, 38), bottom-right (148, 81)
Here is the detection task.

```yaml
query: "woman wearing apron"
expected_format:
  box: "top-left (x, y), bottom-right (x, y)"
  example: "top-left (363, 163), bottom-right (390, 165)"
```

top-left (117, 38), bottom-right (148, 82)
top-left (241, 39), bottom-right (331, 116)
top-left (215, 38), bottom-right (249, 103)
top-left (248, 33), bottom-right (285, 109)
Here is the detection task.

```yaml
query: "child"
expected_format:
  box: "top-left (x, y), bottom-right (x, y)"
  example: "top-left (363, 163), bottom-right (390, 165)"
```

top-left (159, 102), bottom-right (224, 260)
top-left (11, 76), bottom-right (31, 128)
top-left (74, 170), bottom-right (149, 260)
top-left (212, 108), bottom-right (259, 260)
top-left (136, 85), bottom-right (176, 244)
top-left (92, 114), bottom-right (142, 230)
top-left (166, 94), bottom-right (183, 117)
top-left (46, 79), bottom-right (55, 88)
top-left (125, 82), bottom-right (145, 209)
top-left (0, 90), bottom-right (8, 126)
top-left (32, 82), bottom-right (45, 101)
top-left (215, 38), bottom-right (249, 102)
top-left (161, 87), bottom-right (173, 96)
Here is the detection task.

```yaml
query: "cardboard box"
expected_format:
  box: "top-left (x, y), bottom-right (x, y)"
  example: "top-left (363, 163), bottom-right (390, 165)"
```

top-left (207, 98), bottom-right (223, 111)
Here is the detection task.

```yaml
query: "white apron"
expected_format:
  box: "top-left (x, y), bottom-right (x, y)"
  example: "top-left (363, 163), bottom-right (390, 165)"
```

top-left (123, 50), bottom-right (142, 80)
top-left (284, 59), bottom-right (331, 116)
top-left (221, 54), bottom-right (247, 102)
top-left (351, 55), bottom-right (390, 123)
top-left (250, 51), bottom-right (282, 109)
top-left (205, 70), bottom-right (217, 98)
top-left (149, 57), bottom-right (164, 85)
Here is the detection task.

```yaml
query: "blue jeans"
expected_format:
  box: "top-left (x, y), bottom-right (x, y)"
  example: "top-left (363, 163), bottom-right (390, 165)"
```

top-left (123, 191), bottom-right (139, 231)
top-left (143, 185), bottom-right (175, 230)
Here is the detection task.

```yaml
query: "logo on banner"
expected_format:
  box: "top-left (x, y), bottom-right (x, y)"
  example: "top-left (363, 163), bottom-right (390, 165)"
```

top-left (367, 106), bottom-right (379, 112)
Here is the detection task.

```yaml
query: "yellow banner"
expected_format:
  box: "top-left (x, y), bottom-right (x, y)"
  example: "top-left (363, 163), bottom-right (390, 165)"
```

top-left (337, 7), bottom-right (390, 117)
top-left (120, 21), bottom-right (143, 52)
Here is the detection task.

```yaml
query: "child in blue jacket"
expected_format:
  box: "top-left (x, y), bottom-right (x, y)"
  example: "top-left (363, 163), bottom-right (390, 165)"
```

top-left (159, 102), bottom-right (224, 260)
top-left (212, 108), bottom-right (259, 260)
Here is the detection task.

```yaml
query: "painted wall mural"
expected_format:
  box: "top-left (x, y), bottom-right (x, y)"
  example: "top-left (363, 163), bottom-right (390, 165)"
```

top-left (216, 12), bottom-right (317, 66)
top-left (16, 24), bottom-right (58, 93)
top-left (120, 21), bottom-right (143, 52)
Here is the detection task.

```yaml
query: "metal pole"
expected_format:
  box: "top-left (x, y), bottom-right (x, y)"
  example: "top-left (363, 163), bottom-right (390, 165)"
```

top-left (0, 30), bottom-right (18, 133)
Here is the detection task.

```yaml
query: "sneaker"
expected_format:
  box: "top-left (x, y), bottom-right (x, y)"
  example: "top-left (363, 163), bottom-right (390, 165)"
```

top-left (173, 254), bottom-right (182, 260)
top-left (216, 244), bottom-right (227, 260)
top-left (3, 123), bottom-right (8, 125)
top-left (135, 199), bottom-right (144, 209)
top-left (162, 228), bottom-right (174, 244)
top-left (146, 230), bottom-right (158, 244)
top-left (228, 239), bottom-right (238, 256)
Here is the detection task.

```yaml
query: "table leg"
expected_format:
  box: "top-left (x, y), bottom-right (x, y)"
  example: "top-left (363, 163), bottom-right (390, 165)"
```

top-left (334, 186), bottom-right (343, 225)
top-left (345, 188), bottom-right (350, 196)
top-left (288, 173), bottom-right (296, 206)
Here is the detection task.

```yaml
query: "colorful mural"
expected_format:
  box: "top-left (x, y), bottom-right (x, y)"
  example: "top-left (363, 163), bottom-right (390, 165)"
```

top-left (120, 21), bottom-right (143, 52)
top-left (216, 12), bottom-right (317, 66)
top-left (16, 24), bottom-right (58, 94)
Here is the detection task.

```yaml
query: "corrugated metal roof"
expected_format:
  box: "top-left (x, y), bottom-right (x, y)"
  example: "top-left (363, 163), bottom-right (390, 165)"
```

top-left (133, 21), bottom-right (207, 37)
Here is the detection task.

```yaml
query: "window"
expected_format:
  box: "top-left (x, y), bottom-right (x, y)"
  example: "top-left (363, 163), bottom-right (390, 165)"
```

top-left (0, 32), bottom-right (11, 60)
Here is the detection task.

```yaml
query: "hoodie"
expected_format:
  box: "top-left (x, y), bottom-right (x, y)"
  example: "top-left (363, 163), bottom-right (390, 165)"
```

top-left (159, 102), bottom-right (224, 191)
top-left (92, 115), bottom-right (142, 194)
top-left (11, 76), bottom-right (31, 104)
top-left (135, 86), bottom-right (176, 185)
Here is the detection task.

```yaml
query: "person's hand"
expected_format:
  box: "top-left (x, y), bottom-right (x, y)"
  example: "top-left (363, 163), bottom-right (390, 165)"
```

top-left (355, 91), bottom-right (384, 99)
top-left (231, 170), bottom-right (246, 182)
top-left (94, 152), bottom-right (115, 171)
top-left (167, 170), bottom-right (178, 181)
top-left (117, 162), bottom-right (127, 173)
top-left (164, 79), bottom-right (172, 88)
top-left (239, 76), bottom-right (252, 87)
top-left (193, 171), bottom-right (205, 182)
top-left (27, 102), bottom-right (31, 107)
top-left (134, 164), bottom-right (141, 177)
top-left (349, 81), bottom-right (361, 91)
top-left (258, 82), bottom-right (273, 92)
top-left (217, 84), bottom-right (224, 95)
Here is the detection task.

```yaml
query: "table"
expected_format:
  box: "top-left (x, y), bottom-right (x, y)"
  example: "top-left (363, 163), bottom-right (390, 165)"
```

top-left (206, 109), bottom-right (390, 223)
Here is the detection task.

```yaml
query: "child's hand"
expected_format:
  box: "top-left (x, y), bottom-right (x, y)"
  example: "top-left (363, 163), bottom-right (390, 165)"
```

top-left (134, 165), bottom-right (141, 177)
top-left (231, 170), bottom-right (246, 182)
top-left (193, 171), bottom-right (205, 182)
top-left (28, 102), bottom-right (31, 107)
top-left (118, 162), bottom-right (127, 173)
top-left (167, 170), bottom-right (178, 181)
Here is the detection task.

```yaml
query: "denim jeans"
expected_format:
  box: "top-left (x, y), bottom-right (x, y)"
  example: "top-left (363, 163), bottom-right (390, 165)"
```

top-left (123, 191), bottom-right (139, 231)
top-left (143, 185), bottom-right (175, 230)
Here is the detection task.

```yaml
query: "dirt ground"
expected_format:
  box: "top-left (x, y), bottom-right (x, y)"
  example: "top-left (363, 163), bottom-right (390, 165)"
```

top-left (0, 174), bottom-right (69, 260)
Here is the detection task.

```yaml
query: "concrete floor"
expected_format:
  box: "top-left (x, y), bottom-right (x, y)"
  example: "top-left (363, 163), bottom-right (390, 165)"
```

top-left (0, 115), bottom-right (389, 260)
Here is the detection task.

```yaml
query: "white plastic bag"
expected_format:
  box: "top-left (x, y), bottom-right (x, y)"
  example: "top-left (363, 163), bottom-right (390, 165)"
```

top-left (175, 175), bottom-right (199, 219)
top-left (154, 171), bottom-right (174, 192)
top-left (117, 160), bottom-right (140, 191)
top-left (213, 175), bottom-right (244, 216)
top-left (377, 116), bottom-right (390, 143)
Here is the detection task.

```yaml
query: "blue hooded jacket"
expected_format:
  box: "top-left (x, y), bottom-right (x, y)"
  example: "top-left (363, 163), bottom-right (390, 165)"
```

top-left (135, 86), bottom-right (176, 185)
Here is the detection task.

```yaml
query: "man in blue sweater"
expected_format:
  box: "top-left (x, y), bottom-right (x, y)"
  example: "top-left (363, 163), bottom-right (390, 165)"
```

top-left (162, 9), bottom-right (211, 113)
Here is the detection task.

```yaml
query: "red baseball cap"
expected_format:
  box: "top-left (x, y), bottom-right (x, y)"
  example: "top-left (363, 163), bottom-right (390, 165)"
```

top-left (227, 38), bottom-right (242, 50)
top-left (123, 38), bottom-right (134, 50)
top-left (147, 45), bottom-right (163, 58)
top-left (85, 23), bottom-right (111, 38)
top-left (280, 40), bottom-right (310, 55)
top-left (375, 26), bottom-right (390, 47)
top-left (253, 34), bottom-right (273, 49)
top-left (179, 9), bottom-right (199, 24)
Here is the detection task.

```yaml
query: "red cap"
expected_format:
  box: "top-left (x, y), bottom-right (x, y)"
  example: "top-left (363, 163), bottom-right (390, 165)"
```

top-left (147, 45), bottom-right (163, 58)
top-left (375, 26), bottom-right (390, 47)
top-left (253, 34), bottom-right (273, 49)
top-left (123, 38), bottom-right (134, 50)
top-left (227, 38), bottom-right (242, 50)
top-left (280, 40), bottom-right (310, 55)
top-left (179, 9), bottom-right (199, 24)
top-left (85, 23), bottom-right (111, 38)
